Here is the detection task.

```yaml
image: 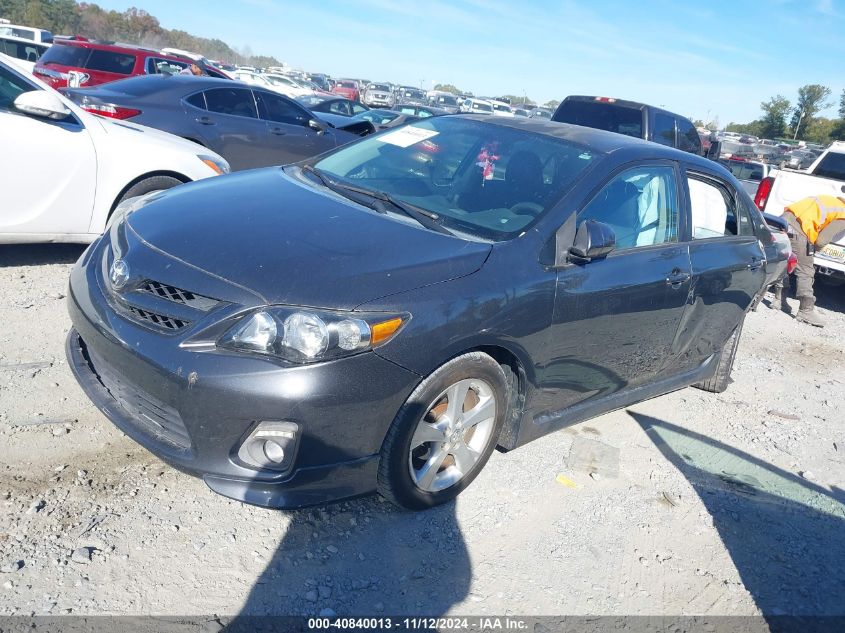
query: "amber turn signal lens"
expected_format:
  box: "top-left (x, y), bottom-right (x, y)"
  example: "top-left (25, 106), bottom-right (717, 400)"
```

top-left (370, 317), bottom-right (404, 345)
top-left (202, 159), bottom-right (224, 175)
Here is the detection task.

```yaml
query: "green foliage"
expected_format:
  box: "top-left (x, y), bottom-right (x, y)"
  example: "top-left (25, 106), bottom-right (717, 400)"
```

top-left (0, 0), bottom-right (282, 67)
top-left (432, 83), bottom-right (462, 94)
top-left (759, 95), bottom-right (791, 139)
top-left (544, 99), bottom-right (560, 110)
top-left (789, 84), bottom-right (831, 139)
top-left (725, 120), bottom-right (763, 136)
top-left (839, 89), bottom-right (845, 120)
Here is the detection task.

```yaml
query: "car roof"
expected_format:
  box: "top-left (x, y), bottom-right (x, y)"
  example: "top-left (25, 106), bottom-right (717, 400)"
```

top-left (0, 33), bottom-right (49, 46)
top-left (456, 115), bottom-right (718, 165)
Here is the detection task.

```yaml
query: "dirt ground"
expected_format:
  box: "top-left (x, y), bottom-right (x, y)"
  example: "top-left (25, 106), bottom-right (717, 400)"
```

top-left (0, 243), bottom-right (843, 619)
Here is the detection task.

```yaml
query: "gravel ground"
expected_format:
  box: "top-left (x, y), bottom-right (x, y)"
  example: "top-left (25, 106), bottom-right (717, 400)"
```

top-left (0, 243), bottom-right (843, 618)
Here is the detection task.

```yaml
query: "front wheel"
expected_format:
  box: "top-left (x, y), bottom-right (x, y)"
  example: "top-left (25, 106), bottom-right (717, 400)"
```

top-left (377, 352), bottom-right (508, 510)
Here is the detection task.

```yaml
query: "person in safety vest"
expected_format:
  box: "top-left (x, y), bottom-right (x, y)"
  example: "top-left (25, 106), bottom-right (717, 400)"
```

top-left (778, 195), bottom-right (845, 327)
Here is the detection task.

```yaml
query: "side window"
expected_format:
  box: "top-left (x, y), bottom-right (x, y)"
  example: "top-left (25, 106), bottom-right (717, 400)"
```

top-left (146, 57), bottom-right (187, 75)
top-left (677, 119), bottom-right (701, 153)
top-left (185, 92), bottom-right (206, 110)
top-left (256, 91), bottom-right (309, 125)
top-left (203, 88), bottom-right (258, 118)
top-left (687, 175), bottom-right (753, 238)
top-left (0, 64), bottom-right (36, 110)
top-left (578, 166), bottom-right (679, 249)
top-left (328, 100), bottom-right (350, 115)
top-left (351, 103), bottom-right (368, 115)
top-left (652, 113), bottom-right (676, 147)
top-left (85, 50), bottom-right (136, 75)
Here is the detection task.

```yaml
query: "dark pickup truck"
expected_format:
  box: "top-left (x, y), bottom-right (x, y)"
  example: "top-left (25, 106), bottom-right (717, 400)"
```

top-left (553, 95), bottom-right (715, 157)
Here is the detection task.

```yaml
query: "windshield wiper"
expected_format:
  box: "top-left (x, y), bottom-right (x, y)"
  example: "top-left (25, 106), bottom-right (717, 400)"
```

top-left (300, 165), bottom-right (454, 236)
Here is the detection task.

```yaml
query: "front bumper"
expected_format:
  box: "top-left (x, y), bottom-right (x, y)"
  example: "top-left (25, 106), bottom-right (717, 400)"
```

top-left (65, 238), bottom-right (421, 508)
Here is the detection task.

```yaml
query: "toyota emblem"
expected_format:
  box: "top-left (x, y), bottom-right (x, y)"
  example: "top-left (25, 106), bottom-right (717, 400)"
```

top-left (109, 259), bottom-right (130, 289)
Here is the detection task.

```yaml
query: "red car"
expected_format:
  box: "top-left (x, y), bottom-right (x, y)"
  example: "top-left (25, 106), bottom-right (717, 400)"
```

top-left (331, 79), bottom-right (361, 102)
top-left (33, 37), bottom-right (229, 89)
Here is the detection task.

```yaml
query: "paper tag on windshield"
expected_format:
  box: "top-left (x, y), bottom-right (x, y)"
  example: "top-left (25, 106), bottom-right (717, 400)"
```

top-left (377, 127), bottom-right (439, 148)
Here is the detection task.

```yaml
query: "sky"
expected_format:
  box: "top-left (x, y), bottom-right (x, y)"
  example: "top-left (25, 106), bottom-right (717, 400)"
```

top-left (94, 0), bottom-right (844, 125)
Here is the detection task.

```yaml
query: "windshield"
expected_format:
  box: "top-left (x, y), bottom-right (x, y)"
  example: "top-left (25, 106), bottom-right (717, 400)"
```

top-left (493, 104), bottom-right (511, 112)
top-left (312, 117), bottom-right (599, 240)
top-left (435, 95), bottom-right (457, 106)
top-left (471, 102), bottom-right (493, 113)
top-left (369, 84), bottom-right (390, 92)
top-left (338, 81), bottom-right (356, 88)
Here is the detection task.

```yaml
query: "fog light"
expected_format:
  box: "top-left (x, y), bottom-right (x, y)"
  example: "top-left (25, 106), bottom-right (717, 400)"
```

top-left (237, 421), bottom-right (298, 472)
top-left (263, 440), bottom-right (285, 464)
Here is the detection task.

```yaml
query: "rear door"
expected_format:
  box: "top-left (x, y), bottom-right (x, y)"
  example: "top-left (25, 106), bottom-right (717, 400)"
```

top-left (542, 162), bottom-right (692, 411)
top-left (254, 90), bottom-right (336, 164)
top-left (192, 86), bottom-right (267, 170)
top-left (671, 167), bottom-right (766, 373)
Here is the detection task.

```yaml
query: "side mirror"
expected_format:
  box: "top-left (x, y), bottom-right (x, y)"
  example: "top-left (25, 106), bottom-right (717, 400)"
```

top-left (308, 119), bottom-right (327, 135)
top-left (569, 219), bottom-right (616, 262)
top-left (13, 90), bottom-right (71, 120)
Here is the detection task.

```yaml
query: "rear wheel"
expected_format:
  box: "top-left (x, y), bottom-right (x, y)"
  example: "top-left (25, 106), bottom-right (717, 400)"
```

top-left (693, 320), bottom-right (744, 393)
top-left (377, 352), bottom-right (508, 510)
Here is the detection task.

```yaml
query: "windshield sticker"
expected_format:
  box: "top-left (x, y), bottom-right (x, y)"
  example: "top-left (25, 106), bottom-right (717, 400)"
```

top-left (378, 127), bottom-right (440, 148)
top-left (477, 142), bottom-right (501, 181)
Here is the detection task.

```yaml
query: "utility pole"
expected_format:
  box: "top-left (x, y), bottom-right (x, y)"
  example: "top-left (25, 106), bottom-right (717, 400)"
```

top-left (793, 109), bottom-right (805, 141)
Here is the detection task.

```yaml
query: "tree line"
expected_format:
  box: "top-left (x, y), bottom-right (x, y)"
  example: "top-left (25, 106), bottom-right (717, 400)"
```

top-left (0, 0), bottom-right (283, 68)
top-left (720, 84), bottom-right (844, 144)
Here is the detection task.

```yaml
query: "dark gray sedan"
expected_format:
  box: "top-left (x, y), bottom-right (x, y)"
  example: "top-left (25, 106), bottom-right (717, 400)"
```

top-left (63, 75), bottom-right (364, 171)
top-left (66, 116), bottom-right (779, 510)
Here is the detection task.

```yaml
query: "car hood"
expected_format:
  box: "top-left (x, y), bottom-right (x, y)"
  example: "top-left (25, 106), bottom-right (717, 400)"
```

top-left (125, 168), bottom-right (491, 309)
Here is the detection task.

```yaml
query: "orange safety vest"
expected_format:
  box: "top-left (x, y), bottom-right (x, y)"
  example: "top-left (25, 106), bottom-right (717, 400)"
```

top-left (785, 195), bottom-right (845, 245)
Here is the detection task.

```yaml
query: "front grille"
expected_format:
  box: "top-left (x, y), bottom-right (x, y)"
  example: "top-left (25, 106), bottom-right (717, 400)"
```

top-left (126, 305), bottom-right (189, 331)
top-left (85, 346), bottom-right (192, 450)
top-left (139, 281), bottom-right (219, 311)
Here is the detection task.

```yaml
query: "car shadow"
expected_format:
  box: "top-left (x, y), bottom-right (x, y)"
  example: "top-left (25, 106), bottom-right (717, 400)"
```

top-left (0, 244), bottom-right (86, 268)
top-left (630, 412), bottom-right (845, 622)
top-left (226, 437), bottom-right (471, 627)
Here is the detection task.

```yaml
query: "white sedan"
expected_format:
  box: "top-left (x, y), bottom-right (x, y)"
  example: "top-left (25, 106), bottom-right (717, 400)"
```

top-left (0, 55), bottom-right (229, 244)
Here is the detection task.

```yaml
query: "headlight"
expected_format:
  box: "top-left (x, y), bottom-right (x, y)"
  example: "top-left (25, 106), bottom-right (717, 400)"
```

top-left (218, 307), bottom-right (408, 363)
top-left (198, 154), bottom-right (230, 175)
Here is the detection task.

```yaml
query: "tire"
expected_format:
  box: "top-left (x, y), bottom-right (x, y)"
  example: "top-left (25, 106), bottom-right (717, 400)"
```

top-left (377, 352), bottom-right (508, 510)
top-left (115, 175), bottom-right (184, 208)
top-left (693, 320), bottom-right (744, 393)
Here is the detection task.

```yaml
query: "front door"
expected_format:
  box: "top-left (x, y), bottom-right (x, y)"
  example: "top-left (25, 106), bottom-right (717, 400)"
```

top-left (538, 163), bottom-right (692, 413)
top-left (0, 63), bottom-right (96, 236)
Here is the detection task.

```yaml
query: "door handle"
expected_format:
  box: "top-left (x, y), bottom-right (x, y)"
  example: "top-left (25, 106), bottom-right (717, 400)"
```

top-left (666, 270), bottom-right (691, 286)
top-left (196, 116), bottom-right (215, 125)
top-left (270, 127), bottom-right (287, 135)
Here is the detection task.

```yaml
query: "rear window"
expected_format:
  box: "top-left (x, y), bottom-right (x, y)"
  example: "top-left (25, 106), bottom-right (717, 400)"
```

top-left (85, 49), bottom-right (136, 74)
top-left (553, 100), bottom-right (644, 138)
top-left (678, 119), bottom-right (701, 153)
top-left (812, 152), bottom-right (845, 181)
top-left (0, 38), bottom-right (46, 62)
top-left (37, 43), bottom-right (90, 68)
top-left (338, 81), bottom-right (356, 88)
